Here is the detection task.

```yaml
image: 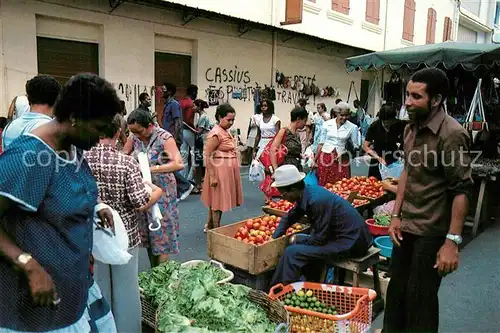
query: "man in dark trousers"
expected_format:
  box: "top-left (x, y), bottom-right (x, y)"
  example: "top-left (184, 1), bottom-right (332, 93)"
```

top-left (161, 82), bottom-right (194, 200)
top-left (382, 68), bottom-right (473, 333)
top-left (269, 164), bottom-right (372, 286)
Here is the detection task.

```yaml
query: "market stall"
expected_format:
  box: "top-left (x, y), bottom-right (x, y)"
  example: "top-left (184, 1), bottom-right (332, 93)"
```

top-left (345, 41), bottom-right (500, 238)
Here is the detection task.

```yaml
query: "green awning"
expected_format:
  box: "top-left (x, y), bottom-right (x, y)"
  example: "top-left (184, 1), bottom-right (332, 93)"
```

top-left (345, 42), bottom-right (500, 73)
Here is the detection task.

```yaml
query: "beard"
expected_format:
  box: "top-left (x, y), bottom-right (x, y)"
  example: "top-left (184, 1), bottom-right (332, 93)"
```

top-left (407, 104), bottom-right (430, 124)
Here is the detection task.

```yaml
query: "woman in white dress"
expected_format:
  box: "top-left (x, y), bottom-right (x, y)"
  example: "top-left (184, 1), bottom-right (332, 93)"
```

top-left (253, 99), bottom-right (281, 159)
top-left (245, 108), bottom-right (262, 159)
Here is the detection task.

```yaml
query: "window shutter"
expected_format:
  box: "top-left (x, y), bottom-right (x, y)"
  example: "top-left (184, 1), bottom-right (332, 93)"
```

top-left (426, 8), bottom-right (436, 44)
top-left (283, 0), bottom-right (303, 25)
top-left (332, 0), bottom-right (349, 15)
top-left (443, 16), bottom-right (452, 41)
top-left (366, 0), bottom-right (380, 25)
top-left (403, 0), bottom-right (415, 41)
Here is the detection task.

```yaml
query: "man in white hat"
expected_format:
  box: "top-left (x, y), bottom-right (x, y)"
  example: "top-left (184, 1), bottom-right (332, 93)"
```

top-left (269, 164), bottom-right (373, 286)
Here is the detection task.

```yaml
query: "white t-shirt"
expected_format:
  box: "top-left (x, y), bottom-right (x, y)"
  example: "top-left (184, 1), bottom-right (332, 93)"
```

top-left (2, 112), bottom-right (52, 151)
top-left (257, 114), bottom-right (280, 139)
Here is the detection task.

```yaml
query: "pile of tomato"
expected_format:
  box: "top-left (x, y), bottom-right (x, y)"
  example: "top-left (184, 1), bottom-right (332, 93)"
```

top-left (326, 176), bottom-right (384, 200)
top-left (233, 215), bottom-right (306, 245)
top-left (268, 199), bottom-right (295, 212)
top-left (234, 215), bottom-right (280, 245)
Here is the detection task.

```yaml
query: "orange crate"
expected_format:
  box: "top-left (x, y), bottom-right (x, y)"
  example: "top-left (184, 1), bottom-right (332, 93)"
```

top-left (269, 282), bottom-right (376, 333)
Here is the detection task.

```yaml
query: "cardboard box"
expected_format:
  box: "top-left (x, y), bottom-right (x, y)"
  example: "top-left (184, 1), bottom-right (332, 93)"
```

top-left (207, 215), bottom-right (308, 275)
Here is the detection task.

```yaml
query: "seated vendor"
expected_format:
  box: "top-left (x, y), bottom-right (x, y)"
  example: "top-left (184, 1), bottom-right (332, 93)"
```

top-left (269, 165), bottom-right (373, 286)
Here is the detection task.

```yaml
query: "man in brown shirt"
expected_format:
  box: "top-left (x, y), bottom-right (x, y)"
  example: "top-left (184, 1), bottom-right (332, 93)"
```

top-left (382, 68), bottom-right (473, 333)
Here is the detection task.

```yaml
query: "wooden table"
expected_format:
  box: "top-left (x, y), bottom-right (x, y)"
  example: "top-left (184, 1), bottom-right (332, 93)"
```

top-left (467, 161), bottom-right (500, 238)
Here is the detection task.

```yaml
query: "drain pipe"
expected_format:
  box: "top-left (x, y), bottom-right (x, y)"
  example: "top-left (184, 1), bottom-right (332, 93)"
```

top-left (382, 0), bottom-right (389, 50)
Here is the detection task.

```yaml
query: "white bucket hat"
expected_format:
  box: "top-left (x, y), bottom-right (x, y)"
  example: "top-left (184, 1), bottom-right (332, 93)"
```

top-left (271, 165), bottom-right (306, 188)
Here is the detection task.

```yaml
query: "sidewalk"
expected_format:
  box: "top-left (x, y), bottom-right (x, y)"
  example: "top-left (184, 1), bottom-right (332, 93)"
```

top-left (372, 221), bottom-right (500, 332)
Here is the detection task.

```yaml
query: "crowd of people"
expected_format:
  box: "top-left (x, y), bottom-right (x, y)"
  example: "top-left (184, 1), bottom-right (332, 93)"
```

top-left (0, 67), bottom-right (472, 333)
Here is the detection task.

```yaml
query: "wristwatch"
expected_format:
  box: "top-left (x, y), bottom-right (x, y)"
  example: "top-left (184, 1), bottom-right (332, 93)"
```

top-left (16, 253), bottom-right (33, 266)
top-left (391, 213), bottom-right (401, 218)
top-left (446, 234), bottom-right (463, 245)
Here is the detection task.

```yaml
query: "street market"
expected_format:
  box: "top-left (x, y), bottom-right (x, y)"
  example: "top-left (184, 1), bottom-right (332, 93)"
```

top-left (0, 1), bottom-right (499, 333)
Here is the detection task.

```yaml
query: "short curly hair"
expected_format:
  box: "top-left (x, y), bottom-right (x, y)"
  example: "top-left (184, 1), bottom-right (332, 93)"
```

top-left (53, 73), bottom-right (121, 122)
top-left (25, 75), bottom-right (61, 107)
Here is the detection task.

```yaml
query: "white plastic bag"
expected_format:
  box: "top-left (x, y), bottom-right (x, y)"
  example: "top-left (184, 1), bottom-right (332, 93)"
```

top-left (379, 159), bottom-right (404, 180)
top-left (249, 159), bottom-right (264, 182)
top-left (93, 203), bottom-right (132, 265)
top-left (137, 152), bottom-right (163, 231)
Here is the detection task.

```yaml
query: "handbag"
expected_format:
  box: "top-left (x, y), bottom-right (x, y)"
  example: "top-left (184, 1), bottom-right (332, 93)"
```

top-left (259, 130), bottom-right (288, 172)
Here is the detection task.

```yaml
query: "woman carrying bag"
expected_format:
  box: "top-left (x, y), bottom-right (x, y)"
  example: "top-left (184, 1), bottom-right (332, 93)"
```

top-left (259, 107), bottom-right (308, 202)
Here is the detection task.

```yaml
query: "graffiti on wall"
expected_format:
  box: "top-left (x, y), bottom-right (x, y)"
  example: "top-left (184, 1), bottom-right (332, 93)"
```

top-left (112, 83), bottom-right (156, 112)
top-left (203, 66), bottom-right (336, 107)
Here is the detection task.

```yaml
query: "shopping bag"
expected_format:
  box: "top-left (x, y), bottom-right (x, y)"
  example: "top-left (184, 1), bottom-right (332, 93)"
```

top-left (304, 170), bottom-right (318, 186)
top-left (92, 203), bottom-right (132, 265)
top-left (379, 159), bottom-right (404, 180)
top-left (249, 159), bottom-right (265, 182)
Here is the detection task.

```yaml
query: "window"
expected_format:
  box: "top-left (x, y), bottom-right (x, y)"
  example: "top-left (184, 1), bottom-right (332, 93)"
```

top-left (402, 0), bottom-right (416, 42)
top-left (282, 0), bottom-right (303, 25)
top-left (426, 8), bottom-right (437, 44)
top-left (332, 0), bottom-right (350, 15)
top-left (443, 16), bottom-right (453, 41)
top-left (37, 37), bottom-right (99, 85)
top-left (365, 0), bottom-right (380, 25)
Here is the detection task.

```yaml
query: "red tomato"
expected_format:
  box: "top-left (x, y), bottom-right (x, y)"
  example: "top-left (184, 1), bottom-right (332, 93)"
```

top-left (245, 220), bottom-right (254, 229)
top-left (255, 235), bottom-right (263, 243)
top-left (259, 226), bottom-right (267, 232)
top-left (253, 222), bottom-right (261, 229)
top-left (261, 220), bottom-right (268, 227)
top-left (240, 229), bottom-right (248, 238)
top-left (236, 236), bottom-right (242, 241)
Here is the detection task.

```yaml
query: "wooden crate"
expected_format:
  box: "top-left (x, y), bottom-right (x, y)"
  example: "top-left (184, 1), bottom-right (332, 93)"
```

top-left (207, 215), bottom-right (308, 275)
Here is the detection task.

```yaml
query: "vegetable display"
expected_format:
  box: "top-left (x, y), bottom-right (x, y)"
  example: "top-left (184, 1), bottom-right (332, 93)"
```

top-left (139, 261), bottom-right (278, 332)
top-left (268, 199), bottom-right (295, 212)
top-left (325, 176), bottom-right (384, 200)
top-left (283, 290), bottom-right (337, 315)
top-left (373, 214), bottom-right (391, 226)
top-left (233, 215), bottom-right (305, 245)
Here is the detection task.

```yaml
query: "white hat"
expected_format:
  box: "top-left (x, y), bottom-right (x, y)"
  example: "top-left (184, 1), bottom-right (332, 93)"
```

top-left (271, 165), bottom-right (306, 187)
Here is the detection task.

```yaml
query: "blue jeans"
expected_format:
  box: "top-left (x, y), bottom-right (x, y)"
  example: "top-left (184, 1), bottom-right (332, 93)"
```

top-left (180, 128), bottom-right (195, 182)
top-left (175, 171), bottom-right (192, 196)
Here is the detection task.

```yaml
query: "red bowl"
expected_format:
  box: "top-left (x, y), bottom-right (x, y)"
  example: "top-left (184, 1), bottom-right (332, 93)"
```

top-left (365, 218), bottom-right (389, 236)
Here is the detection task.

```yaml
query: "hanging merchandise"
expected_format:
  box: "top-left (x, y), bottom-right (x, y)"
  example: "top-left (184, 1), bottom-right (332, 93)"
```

top-left (463, 78), bottom-right (488, 144)
top-left (290, 79), bottom-right (296, 90)
top-left (297, 81), bottom-right (305, 92)
top-left (269, 87), bottom-right (276, 101)
top-left (232, 89), bottom-right (242, 100)
top-left (346, 81), bottom-right (359, 103)
top-left (320, 88), bottom-right (326, 97)
top-left (302, 84), bottom-right (312, 96)
top-left (276, 71), bottom-right (285, 84)
top-left (383, 72), bottom-right (403, 104)
top-left (241, 87), bottom-right (248, 100)
top-left (327, 86), bottom-right (335, 97)
top-left (311, 84), bottom-right (320, 97)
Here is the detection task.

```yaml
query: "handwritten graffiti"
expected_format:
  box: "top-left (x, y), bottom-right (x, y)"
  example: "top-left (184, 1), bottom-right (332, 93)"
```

top-left (276, 72), bottom-right (317, 89)
top-left (112, 82), bottom-right (156, 112)
top-left (205, 65), bottom-right (251, 84)
top-left (276, 90), bottom-right (306, 105)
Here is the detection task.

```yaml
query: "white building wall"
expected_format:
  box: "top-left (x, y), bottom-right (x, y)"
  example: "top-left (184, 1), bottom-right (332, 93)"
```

top-left (0, 0), bottom-right (361, 140)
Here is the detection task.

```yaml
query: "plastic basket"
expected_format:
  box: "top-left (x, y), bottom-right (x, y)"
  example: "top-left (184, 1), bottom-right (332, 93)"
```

top-left (180, 259), bottom-right (235, 284)
top-left (269, 282), bottom-right (376, 333)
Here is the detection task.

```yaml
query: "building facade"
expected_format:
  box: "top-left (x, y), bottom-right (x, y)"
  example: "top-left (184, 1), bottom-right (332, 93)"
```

top-left (456, 0), bottom-right (495, 43)
top-left (0, 0), bottom-right (457, 137)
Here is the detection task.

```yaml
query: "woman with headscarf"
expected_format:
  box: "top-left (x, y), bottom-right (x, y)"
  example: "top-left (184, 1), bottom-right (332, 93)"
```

top-left (202, 104), bottom-right (243, 231)
top-left (0, 73), bottom-right (121, 333)
top-left (124, 109), bottom-right (184, 267)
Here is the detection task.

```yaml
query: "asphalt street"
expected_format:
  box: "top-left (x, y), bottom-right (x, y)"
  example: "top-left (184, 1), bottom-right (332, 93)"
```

top-left (139, 167), bottom-right (500, 332)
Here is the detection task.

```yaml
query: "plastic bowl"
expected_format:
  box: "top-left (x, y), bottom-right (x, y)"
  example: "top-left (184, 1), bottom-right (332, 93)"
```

top-left (365, 218), bottom-right (389, 236)
top-left (374, 236), bottom-right (393, 258)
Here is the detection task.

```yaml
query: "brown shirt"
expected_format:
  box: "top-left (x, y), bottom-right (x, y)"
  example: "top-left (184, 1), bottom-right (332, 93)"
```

top-left (85, 144), bottom-right (151, 248)
top-left (401, 108), bottom-right (473, 236)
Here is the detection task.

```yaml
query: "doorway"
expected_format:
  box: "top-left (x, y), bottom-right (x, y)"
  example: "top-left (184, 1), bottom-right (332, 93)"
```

top-left (154, 52), bottom-right (191, 125)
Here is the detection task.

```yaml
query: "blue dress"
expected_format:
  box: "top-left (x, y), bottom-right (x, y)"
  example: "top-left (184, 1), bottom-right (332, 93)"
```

top-left (0, 135), bottom-right (100, 331)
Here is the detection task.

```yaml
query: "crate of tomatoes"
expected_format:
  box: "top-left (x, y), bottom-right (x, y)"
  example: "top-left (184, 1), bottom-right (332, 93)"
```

top-left (262, 199), bottom-right (296, 217)
top-left (207, 215), bottom-right (310, 275)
